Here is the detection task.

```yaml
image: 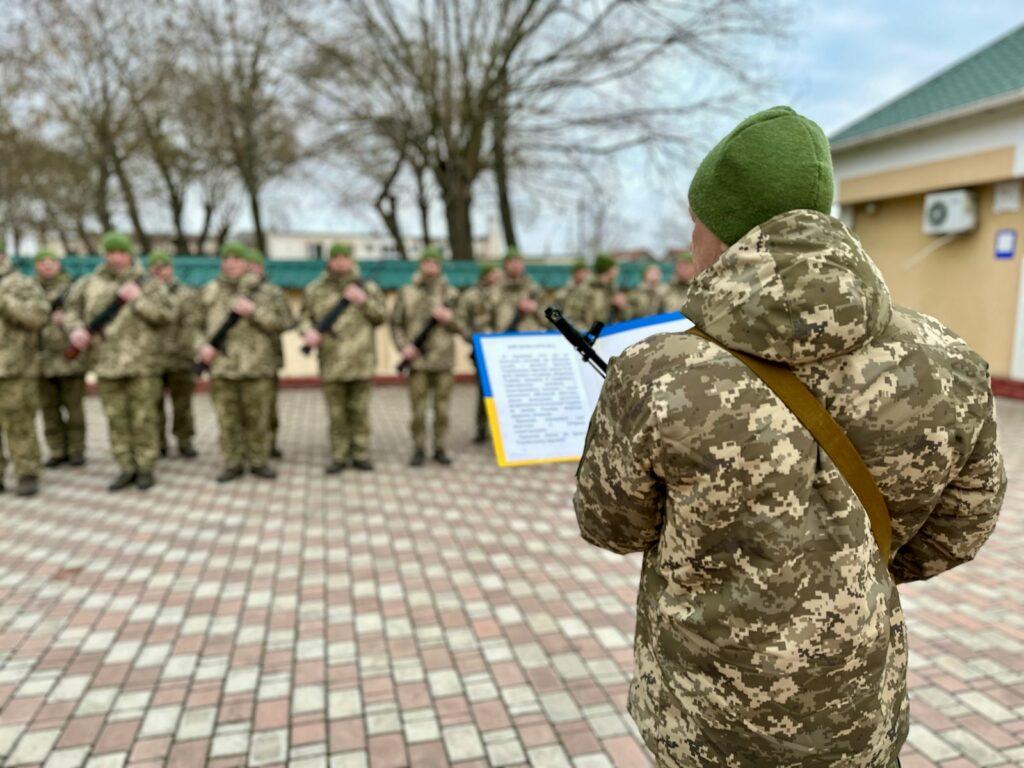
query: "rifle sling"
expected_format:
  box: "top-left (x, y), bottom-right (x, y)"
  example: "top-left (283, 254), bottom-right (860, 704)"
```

top-left (687, 328), bottom-right (892, 563)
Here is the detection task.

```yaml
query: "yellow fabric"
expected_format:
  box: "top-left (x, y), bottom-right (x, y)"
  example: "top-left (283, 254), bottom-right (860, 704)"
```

top-left (688, 328), bottom-right (892, 562)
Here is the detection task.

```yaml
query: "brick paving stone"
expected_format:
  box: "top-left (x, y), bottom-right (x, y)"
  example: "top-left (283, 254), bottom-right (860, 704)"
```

top-left (0, 389), bottom-right (1021, 766)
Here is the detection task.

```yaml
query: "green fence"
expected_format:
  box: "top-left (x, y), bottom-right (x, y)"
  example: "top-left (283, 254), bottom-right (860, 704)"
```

top-left (15, 256), bottom-right (668, 290)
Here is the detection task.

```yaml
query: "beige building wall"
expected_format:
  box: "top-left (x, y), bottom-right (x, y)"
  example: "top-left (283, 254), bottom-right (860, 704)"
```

top-left (849, 183), bottom-right (1022, 377)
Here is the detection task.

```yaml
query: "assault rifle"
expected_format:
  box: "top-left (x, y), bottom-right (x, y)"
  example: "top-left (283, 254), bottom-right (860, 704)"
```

top-left (545, 306), bottom-right (608, 377)
top-left (301, 281), bottom-right (361, 355)
top-left (194, 278), bottom-right (265, 374)
top-left (397, 300), bottom-right (455, 373)
top-left (64, 276), bottom-right (148, 360)
top-left (50, 281), bottom-right (74, 311)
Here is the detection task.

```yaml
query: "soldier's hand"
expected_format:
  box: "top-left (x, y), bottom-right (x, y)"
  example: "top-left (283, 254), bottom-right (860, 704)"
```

top-left (432, 306), bottom-right (454, 323)
top-left (343, 283), bottom-right (367, 305)
top-left (401, 344), bottom-right (421, 361)
top-left (612, 292), bottom-right (629, 310)
top-left (232, 296), bottom-right (256, 317)
top-left (52, 309), bottom-right (65, 327)
top-left (303, 329), bottom-right (322, 349)
top-left (518, 297), bottom-right (538, 314)
top-left (199, 344), bottom-right (218, 365)
top-left (117, 281), bottom-right (142, 302)
top-left (69, 328), bottom-right (91, 350)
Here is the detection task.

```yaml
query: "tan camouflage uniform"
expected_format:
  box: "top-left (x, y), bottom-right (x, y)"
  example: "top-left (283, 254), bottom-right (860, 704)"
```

top-left (627, 281), bottom-right (669, 319)
top-left (554, 277), bottom-right (592, 329)
top-left (156, 280), bottom-right (202, 453)
top-left (0, 259), bottom-right (49, 481)
top-left (390, 273), bottom-right (462, 454)
top-left (491, 274), bottom-right (547, 332)
top-left (301, 268), bottom-right (386, 464)
top-left (201, 274), bottom-right (294, 469)
top-left (65, 263), bottom-right (174, 475)
top-left (575, 210), bottom-right (1005, 768)
top-left (581, 277), bottom-right (624, 327)
top-left (661, 278), bottom-right (691, 315)
top-left (38, 272), bottom-right (88, 462)
top-left (457, 279), bottom-right (498, 438)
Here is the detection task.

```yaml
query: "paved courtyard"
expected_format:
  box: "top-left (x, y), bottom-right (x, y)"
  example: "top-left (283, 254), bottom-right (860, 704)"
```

top-left (0, 385), bottom-right (1021, 768)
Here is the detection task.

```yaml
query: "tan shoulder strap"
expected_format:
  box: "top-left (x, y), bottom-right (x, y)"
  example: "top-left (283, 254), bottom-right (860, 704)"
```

top-left (688, 328), bottom-right (892, 562)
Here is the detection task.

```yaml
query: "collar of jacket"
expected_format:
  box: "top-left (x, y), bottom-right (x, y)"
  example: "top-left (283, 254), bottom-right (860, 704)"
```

top-left (681, 208), bottom-right (893, 365)
top-left (99, 262), bottom-right (142, 282)
top-left (327, 265), bottom-right (360, 285)
top-left (39, 273), bottom-right (68, 289)
top-left (413, 272), bottom-right (445, 288)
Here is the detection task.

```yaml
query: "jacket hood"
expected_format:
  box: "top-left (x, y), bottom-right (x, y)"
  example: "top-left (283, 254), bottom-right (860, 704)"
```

top-left (682, 209), bottom-right (892, 364)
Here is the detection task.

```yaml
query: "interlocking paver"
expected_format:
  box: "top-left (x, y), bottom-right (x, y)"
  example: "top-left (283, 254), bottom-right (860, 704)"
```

top-left (0, 387), bottom-right (1021, 766)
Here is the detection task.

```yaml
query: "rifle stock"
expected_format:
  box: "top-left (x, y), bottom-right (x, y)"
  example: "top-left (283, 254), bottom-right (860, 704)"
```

top-left (64, 276), bottom-right (147, 360)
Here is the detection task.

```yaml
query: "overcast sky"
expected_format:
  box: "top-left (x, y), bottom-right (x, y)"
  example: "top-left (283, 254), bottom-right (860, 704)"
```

top-left (265, 3), bottom-right (1024, 256)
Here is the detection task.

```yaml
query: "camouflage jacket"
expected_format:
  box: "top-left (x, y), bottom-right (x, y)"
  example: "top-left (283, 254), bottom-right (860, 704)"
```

top-left (575, 209), bottom-right (1005, 767)
top-left (65, 263), bottom-right (174, 379)
top-left (38, 273), bottom-right (89, 378)
top-left (390, 274), bottom-right (462, 372)
top-left (456, 283), bottom-right (498, 342)
top-left (583, 278), bottom-right (625, 327)
top-left (661, 279), bottom-right (690, 315)
top-left (0, 260), bottom-right (49, 378)
top-left (627, 282), bottom-right (669, 319)
top-left (161, 281), bottom-right (203, 373)
top-left (301, 269), bottom-right (386, 382)
top-left (200, 274), bottom-right (294, 380)
top-left (492, 274), bottom-right (547, 332)
top-left (554, 279), bottom-right (593, 329)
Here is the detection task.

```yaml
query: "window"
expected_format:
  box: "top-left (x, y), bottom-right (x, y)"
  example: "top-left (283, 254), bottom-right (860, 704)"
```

top-left (308, 243), bottom-right (324, 261)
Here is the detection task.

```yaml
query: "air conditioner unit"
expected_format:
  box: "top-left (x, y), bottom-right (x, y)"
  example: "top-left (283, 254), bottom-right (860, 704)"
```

top-left (922, 190), bottom-right (977, 235)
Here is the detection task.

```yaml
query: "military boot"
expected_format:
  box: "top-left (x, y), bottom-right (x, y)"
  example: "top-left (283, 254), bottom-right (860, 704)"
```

top-left (325, 460), bottom-right (347, 475)
top-left (409, 449), bottom-right (425, 467)
top-left (250, 465), bottom-right (277, 479)
top-left (217, 466), bottom-right (244, 483)
top-left (135, 473), bottom-right (155, 490)
top-left (179, 442), bottom-right (198, 459)
top-left (68, 455), bottom-right (85, 467)
top-left (44, 456), bottom-right (67, 468)
top-left (108, 472), bottom-right (136, 491)
top-left (15, 476), bottom-right (39, 497)
top-left (434, 450), bottom-right (453, 466)
top-left (352, 459), bottom-right (374, 471)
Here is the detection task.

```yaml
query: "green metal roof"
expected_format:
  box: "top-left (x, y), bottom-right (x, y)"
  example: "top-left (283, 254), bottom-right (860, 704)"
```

top-left (831, 25), bottom-right (1024, 146)
top-left (15, 256), bottom-right (669, 290)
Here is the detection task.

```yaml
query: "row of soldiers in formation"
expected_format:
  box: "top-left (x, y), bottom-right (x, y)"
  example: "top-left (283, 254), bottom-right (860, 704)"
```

top-left (0, 233), bottom-right (695, 496)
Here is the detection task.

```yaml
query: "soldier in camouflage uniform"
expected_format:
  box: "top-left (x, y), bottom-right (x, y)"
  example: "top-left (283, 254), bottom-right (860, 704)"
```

top-left (66, 232), bottom-right (174, 491)
top-left (580, 253), bottom-right (628, 327)
top-left (148, 251), bottom-right (200, 458)
top-left (0, 247), bottom-right (49, 496)
top-left (391, 248), bottom-right (462, 466)
top-left (197, 242), bottom-right (294, 482)
top-left (491, 247), bottom-right (547, 332)
top-left (301, 243), bottom-right (386, 473)
top-left (35, 251), bottom-right (88, 467)
top-left (575, 106), bottom-right (1005, 767)
top-left (626, 262), bottom-right (669, 319)
top-left (554, 260), bottom-right (591, 328)
top-left (246, 250), bottom-right (286, 458)
top-left (661, 251), bottom-right (696, 313)
top-left (456, 262), bottom-right (500, 443)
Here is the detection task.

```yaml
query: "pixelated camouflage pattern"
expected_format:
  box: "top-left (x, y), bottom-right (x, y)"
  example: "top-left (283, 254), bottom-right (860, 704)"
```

top-left (301, 268), bottom-right (387, 382)
top-left (323, 380), bottom-right (373, 462)
top-left (0, 259), bottom-right (50, 377)
top-left (554, 278), bottom-right (593, 329)
top-left (661, 279), bottom-right (691, 316)
top-left (39, 375), bottom-right (86, 460)
top-left (162, 281), bottom-right (204, 372)
top-left (456, 282), bottom-right (498, 340)
top-left (210, 377), bottom-right (275, 467)
top-left (65, 263), bottom-right (174, 378)
top-left (0, 378), bottom-right (41, 478)
top-left (627, 282), bottom-right (669, 319)
top-left (199, 274), bottom-right (295, 380)
top-left (581, 277), bottom-right (624, 327)
top-left (575, 208), bottom-right (1005, 767)
top-left (38, 273), bottom-right (89, 377)
top-left (97, 375), bottom-right (163, 474)
top-left (390, 273), bottom-right (462, 372)
top-left (491, 274), bottom-right (547, 331)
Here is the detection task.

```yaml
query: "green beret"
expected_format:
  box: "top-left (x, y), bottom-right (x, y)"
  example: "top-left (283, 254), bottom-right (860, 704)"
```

top-left (148, 250), bottom-right (173, 267)
top-left (503, 246), bottom-right (522, 262)
top-left (330, 242), bottom-right (354, 258)
top-left (571, 259), bottom-right (587, 272)
top-left (102, 231), bottom-right (134, 255)
top-left (421, 246), bottom-right (443, 263)
top-left (688, 105), bottom-right (833, 246)
top-left (478, 262), bottom-right (498, 279)
top-left (244, 247), bottom-right (265, 265)
top-left (34, 249), bottom-right (59, 264)
top-left (593, 253), bottom-right (616, 275)
top-left (219, 241), bottom-right (249, 260)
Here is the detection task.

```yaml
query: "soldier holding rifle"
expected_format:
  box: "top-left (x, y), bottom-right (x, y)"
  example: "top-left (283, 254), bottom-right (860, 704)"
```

top-left (491, 247), bottom-right (546, 332)
top-left (581, 253), bottom-right (628, 327)
top-left (390, 248), bottom-right (461, 466)
top-left (301, 243), bottom-right (386, 473)
top-left (456, 262), bottom-right (500, 444)
top-left (65, 232), bottom-right (174, 491)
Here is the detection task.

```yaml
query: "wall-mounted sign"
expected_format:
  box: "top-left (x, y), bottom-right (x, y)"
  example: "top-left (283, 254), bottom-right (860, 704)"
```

top-left (995, 228), bottom-right (1017, 260)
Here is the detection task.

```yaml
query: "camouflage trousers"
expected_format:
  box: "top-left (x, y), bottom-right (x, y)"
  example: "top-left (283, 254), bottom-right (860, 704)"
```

top-left (211, 377), bottom-right (274, 468)
top-left (39, 375), bottom-right (86, 461)
top-left (409, 370), bottom-right (453, 453)
top-left (323, 380), bottom-right (372, 463)
top-left (270, 376), bottom-right (280, 449)
top-left (97, 376), bottom-right (163, 474)
top-left (156, 369), bottom-right (196, 450)
top-left (0, 377), bottom-right (42, 479)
